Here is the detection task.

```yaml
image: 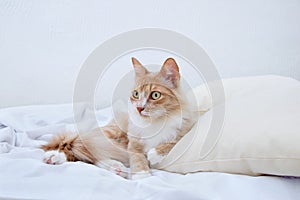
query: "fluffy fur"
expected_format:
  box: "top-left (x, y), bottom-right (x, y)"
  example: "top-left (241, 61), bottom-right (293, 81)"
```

top-left (126, 58), bottom-right (196, 178)
top-left (42, 115), bottom-right (130, 177)
top-left (42, 57), bottom-right (197, 179)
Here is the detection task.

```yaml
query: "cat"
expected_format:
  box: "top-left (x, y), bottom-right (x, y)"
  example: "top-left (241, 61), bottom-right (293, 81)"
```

top-left (42, 57), bottom-right (197, 179)
top-left (126, 57), bottom-right (197, 179)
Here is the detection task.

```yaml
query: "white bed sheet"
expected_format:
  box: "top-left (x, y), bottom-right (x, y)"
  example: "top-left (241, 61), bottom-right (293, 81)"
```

top-left (0, 104), bottom-right (299, 200)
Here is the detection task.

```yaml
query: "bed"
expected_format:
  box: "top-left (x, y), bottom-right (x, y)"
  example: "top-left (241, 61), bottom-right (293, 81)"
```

top-left (0, 98), bottom-right (300, 200)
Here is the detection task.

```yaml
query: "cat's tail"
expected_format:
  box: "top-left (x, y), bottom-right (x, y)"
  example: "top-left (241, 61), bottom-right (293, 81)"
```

top-left (41, 132), bottom-right (97, 164)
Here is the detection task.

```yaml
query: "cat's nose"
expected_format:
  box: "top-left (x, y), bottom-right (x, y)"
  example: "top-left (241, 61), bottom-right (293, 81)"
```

top-left (136, 107), bottom-right (144, 114)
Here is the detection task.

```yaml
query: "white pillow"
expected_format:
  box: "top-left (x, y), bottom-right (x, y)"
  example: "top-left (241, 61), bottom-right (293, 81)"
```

top-left (156, 75), bottom-right (300, 177)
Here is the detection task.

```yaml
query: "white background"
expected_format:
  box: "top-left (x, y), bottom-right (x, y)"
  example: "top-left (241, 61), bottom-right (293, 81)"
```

top-left (0, 0), bottom-right (299, 108)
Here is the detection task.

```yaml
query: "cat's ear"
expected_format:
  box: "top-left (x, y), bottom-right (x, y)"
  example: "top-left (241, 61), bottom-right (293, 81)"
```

top-left (159, 58), bottom-right (180, 88)
top-left (131, 57), bottom-right (148, 77)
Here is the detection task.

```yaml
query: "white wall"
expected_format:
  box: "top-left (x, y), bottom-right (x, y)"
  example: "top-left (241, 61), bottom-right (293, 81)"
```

top-left (0, 0), bottom-right (299, 108)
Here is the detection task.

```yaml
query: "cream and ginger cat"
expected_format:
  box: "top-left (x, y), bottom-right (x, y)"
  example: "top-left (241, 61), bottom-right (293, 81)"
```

top-left (42, 57), bottom-right (197, 179)
top-left (126, 57), bottom-right (196, 178)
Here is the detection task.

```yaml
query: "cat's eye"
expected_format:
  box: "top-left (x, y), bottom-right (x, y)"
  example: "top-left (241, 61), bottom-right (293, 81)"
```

top-left (132, 90), bottom-right (139, 99)
top-left (151, 91), bottom-right (161, 100)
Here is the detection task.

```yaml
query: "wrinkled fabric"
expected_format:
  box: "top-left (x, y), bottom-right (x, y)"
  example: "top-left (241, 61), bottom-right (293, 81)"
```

top-left (0, 103), bottom-right (299, 200)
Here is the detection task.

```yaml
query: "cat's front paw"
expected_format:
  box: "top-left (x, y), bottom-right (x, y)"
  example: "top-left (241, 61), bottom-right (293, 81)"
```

top-left (131, 170), bottom-right (152, 180)
top-left (43, 150), bottom-right (67, 165)
top-left (147, 148), bottom-right (165, 166)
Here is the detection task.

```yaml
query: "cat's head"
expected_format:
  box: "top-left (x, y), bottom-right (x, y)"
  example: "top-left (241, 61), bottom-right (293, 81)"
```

top-left (129, 57), bottom-right (183, 119)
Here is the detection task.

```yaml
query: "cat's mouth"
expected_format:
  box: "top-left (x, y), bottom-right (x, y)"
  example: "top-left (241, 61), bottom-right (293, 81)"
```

top-left (140, 111), bottom-right (150, 117)
top-left (140, 110), bottom-right (165, 118)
